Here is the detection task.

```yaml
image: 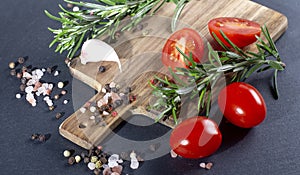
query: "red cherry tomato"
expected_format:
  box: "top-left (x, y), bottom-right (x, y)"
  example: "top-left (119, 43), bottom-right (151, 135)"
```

top-left (208, 17), bottom-right (261, 48)
top-left (162, 28), bottom-right (204, 69)
top-left (218, 82), bottom-right (267, 128)
top-left (170, 116), bottom-right (222, 159)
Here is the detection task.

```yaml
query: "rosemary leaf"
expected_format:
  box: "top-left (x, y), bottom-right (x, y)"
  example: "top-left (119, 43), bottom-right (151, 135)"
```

top-left (272, 69), bottom-right (279, 99)
top-left (171, 0), bottom-right (188, 32)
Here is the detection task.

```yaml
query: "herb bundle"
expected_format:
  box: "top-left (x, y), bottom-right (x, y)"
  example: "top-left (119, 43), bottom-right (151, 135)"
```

top-left (45, 0), bottom-right (189, 58)
top-left (150, 26), bottom-right (285, 125)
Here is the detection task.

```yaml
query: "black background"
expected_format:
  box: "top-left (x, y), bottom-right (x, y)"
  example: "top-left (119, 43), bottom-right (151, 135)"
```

top-left (0, 0), bottom-right (299, 175)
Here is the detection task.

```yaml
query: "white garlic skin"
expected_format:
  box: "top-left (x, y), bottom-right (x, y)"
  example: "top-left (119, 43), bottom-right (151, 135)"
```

top-left (80, 39), bottom-right (122, 72)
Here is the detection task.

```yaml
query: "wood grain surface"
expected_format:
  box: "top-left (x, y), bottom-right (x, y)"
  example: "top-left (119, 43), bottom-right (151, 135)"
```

top-left (59, 0), bottom-right (288, 149)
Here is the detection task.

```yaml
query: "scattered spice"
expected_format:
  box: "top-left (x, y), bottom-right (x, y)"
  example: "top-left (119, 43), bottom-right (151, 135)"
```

top-left (30, 133), bottom-right (51, 143)
top-left (68, 156), bottom-right (76, 165)
top-left (57, 81), bottom-right (64, 89)
top-left (49, 106), bottom-right (55, 111)
top-left (88, 162), bottom-right (96, 170)
top-left (61, 90), bottom-right (67, 95)
top-left (15, 93), bottom-right (22, 99)
top-left (10, 69), bottom-right (16, 76)
top-left (54, 94), bottom-right (60, 100)
top-left (9, 62), bottom-right (16, 69)
top-left (55, 112), bottom-right (64, 119)
top-left (54, 70), bottom-right (59, 76)
top-left (199, 162), bottom-right (206, 169)
top-left (63, 99), bottom-right (69, 104)
top-left (205, 162), bottom-right (213, 170)
top-left (17, 57), bottom-right (25, 64)
top-left (63, 150), bottom-right (72, 158)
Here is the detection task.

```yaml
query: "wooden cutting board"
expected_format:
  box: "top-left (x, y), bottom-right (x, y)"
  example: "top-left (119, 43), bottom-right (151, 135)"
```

top-left (59, 0), bottom-right (288, 149)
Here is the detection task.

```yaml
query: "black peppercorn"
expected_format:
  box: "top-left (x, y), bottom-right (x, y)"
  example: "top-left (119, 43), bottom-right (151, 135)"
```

top-left (99, 66), bottom-right (106, 73)
top-left (124, 87), bottom-right (132, 94)
top-left (10, 69), bottom-right (16, 76)
top-left (114, 100), bottom-right (123, 108)
top-left (31, 133), bottom-right (39, 140)
top-left (68, 156), bottom-right (76, 165)
top-left (20, 84), bottom-right (26, 92)
top-left (47, 67), bottom-right (52, 74)
top-left (83, 157), bottom-right (90, 164)
top-left (21, 77), bottom-right (27, 84)
top-left (104, 84), bottom-right (111, 92)
top-left (21, 66), bottom-right (27, 72)
top-left (111, 87), bottom-right (118, 93)
top-left (55, 112), bottom-right (64, 119)
top-left (94, 168), bottom-right (101, 175)
top-left (17, 57), bottom-right (25, 64)
top-left (38, 134), bottom-right (46, 142)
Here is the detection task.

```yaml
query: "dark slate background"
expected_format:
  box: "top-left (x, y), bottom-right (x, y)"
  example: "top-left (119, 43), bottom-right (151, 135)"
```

top-left (0, 0), bottom-right (299, 174)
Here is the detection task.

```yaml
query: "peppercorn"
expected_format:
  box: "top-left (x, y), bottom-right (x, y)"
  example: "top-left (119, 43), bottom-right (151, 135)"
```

top-left (47, 67), bottom-right (53, 74)
top-left (31, 133), bottom-right (39, 140)
top-left (95, 160), bottom-right (102, 169)
top-left (38, 134), bottom-right (46, 142)
top-left (54, 94), bottom-right (60, 100)
top-left (21, 66), bottom-right (28, 72)
top-left (99, 66), bottom-right (106, 73)
top-left (90, 156), bottom-right (98, 163)
top-left (16, 72), bottom-right (22, 79)
top-left (75, 155), bottom-right (81, 163)
top-left (68, 156), bottom-right (76, 165)
top-left (49, 105), bottom-right (55, 111)
top-left (10, 69), bottom-right (16, 76)
top-left (63, 150), bottom-right (72, 157)
top-left (124, 87), bottom-right (132, 94)
top-left (17, 57), bottom-right (25, 64)
top-left (84, 157), bottom-right (90, 164)
top-left (55, 112), bottom-right (64, 119)
top-left (61, 90), bottom-right (67, 95)
top-left (111, 111), bottom-right (118, 117)
top-left (8, 62), bottom-right (15, 69)
top-left (111, 87), bottom-right (118, 93)
top-left (94, 168), bottom-right (101, 175)
top-left (114, 100), bottom-right (123, 108)
top-left (57, 82), bottom-right (64, 89)
top-left (104, 84), bottom-right (111, 92)
top-left (129, 94), bottom-right (136, 103)
top-left (205, 162), bottom-right (213, 170)
top-left (80, 151), bottom-right (88, 159)
top-left (21, 77), bottom-right (27, 84)
top-left (99, 157), bottom-right (108, 164)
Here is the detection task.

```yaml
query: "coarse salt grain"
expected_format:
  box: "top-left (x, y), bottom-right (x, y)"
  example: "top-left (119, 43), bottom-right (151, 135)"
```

top-left (90, 116), bottom-right (95, 120)
top-left (103, 111), bottom-right (110, 116)
top-left (130, 159), bottom-right (139, 169)
top-left (199, 162), bottom-right (206, 169)
top-left (54, 71), bottom-right (59, 76)
top-left (80, 107), bottom-right (86, 113)
top-left (108, 161), bottom-right (119, 168)
top-left (63, 100), bottom-right (69, 104)
top-left (90, 106), bottom-right (96, 113)
top-left (108, 154), bottom-right (119, 162)
top-left (16, 93), bottom-right (21, 99)
top-left (87, 162), bottom-right (96, 170)
top-left (73, 6), bottom-right (80, 12)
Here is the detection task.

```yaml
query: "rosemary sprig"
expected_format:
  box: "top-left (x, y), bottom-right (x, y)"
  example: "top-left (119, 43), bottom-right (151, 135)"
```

top-left (45, 0), bottom-right (189, 58)
top-left (151, 26), bottom-right (286, 124)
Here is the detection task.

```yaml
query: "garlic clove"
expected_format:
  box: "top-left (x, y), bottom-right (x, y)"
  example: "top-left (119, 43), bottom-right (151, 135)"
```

top-left (80, 39), bottom-right (122, 72)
